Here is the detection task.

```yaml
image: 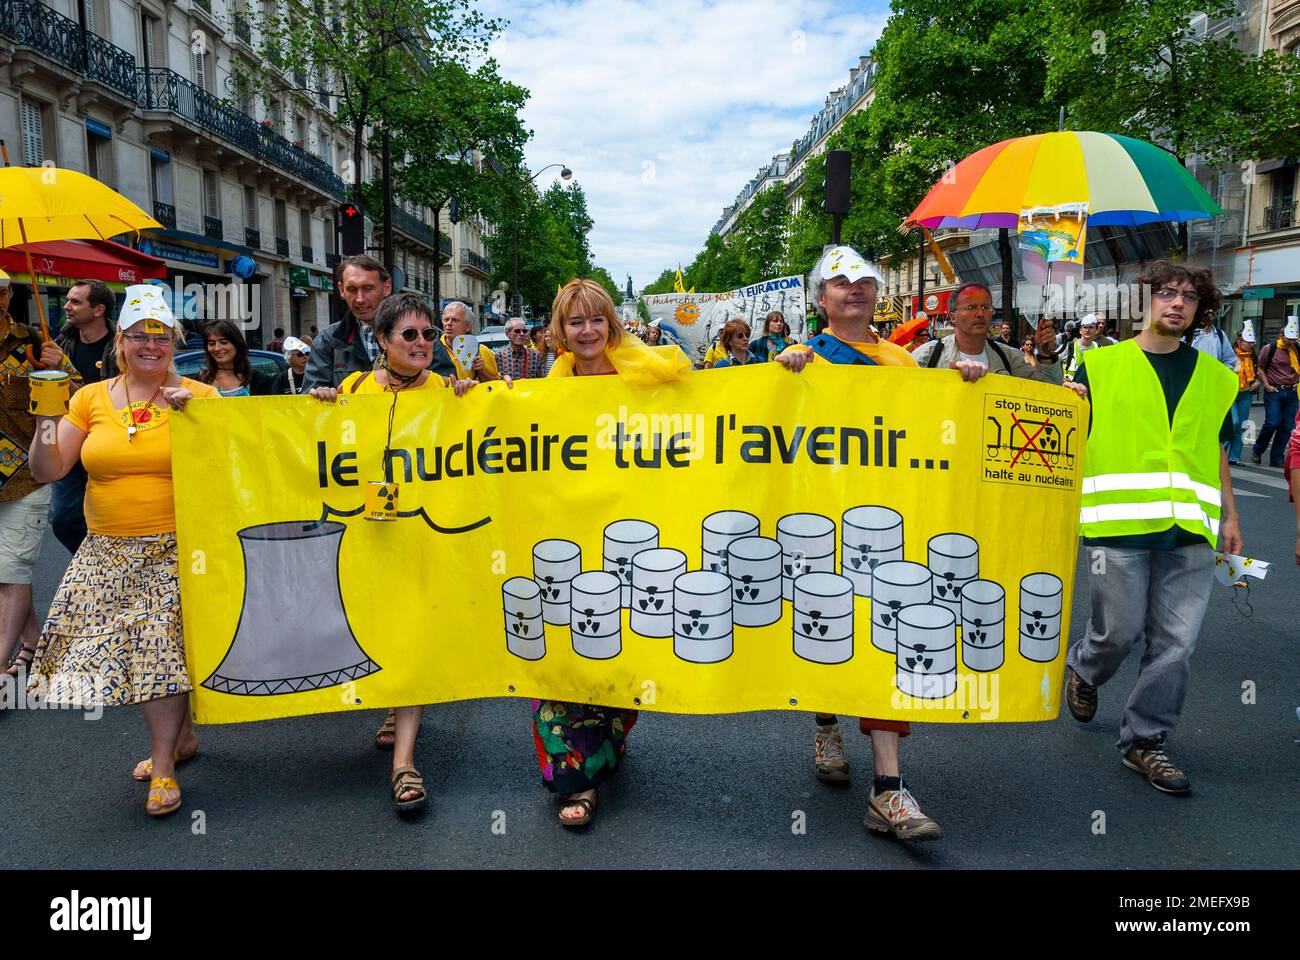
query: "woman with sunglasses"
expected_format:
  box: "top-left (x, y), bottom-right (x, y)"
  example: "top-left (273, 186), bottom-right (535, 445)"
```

top-left (308, 293), bottom-right (481, 813)
top-left (534, 279), bottom-right (691, 828)
top-left (25, 286), bottom-right (219, 817)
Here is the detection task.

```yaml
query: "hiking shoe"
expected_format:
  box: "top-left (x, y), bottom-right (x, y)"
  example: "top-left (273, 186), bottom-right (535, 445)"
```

top-left (813, 723), bottom-right (850, 783)
top-left (1123, 736), bottom-right (1191, 795)
top-left (864, 785), bottom-right (943, 841)
top-left (1065, 668), bottom-right (1098, 722)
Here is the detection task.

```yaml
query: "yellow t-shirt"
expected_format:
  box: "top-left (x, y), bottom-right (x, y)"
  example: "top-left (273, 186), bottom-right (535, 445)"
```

top-left (67, 377), bottom-right (220, 537)
top-left (703, 342), bottom-right (726, 368)
top-left (339, 370), bottom-right (449, 394)
top-left (780, 334), bottom-right (918, 367)
top-left (440, 336), bottom-right (501, 381)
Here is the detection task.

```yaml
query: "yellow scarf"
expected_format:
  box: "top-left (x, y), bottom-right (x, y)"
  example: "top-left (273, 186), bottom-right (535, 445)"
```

top-left (548, 337), bottom-right (691, 385)
top-left (1235, 344), bottom-right (1255, 390)
top-left (1275, 337), bottom-right (1300, 378)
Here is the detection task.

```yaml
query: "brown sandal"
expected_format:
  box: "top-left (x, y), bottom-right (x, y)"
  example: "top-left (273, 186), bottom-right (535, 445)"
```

top-left (391, 765), bottom-right (427, 812)
top-left (558, 791), bottom-right (597, 828)
top-left (3, 644), bottom-right (35, 678)
top-left (375, 708), bottom-right (397, 750)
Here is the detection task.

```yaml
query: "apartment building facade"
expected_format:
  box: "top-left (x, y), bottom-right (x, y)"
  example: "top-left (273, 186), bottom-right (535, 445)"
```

top-left (0, 0), bottom-right (483, 341)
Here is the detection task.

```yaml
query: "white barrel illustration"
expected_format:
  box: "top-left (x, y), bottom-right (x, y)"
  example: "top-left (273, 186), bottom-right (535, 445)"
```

top-left (870, 560), bottom-right (932, 653)
top-left (630, 548), bottom-right (687, 638)
top-left (701, 510), bottom-right (760, 573)
top-left (502, 577), bottom-right (546, 661)
top-left (569, 571), bottom-right (622, 660)
top-left (1019, 572), bottom-right (1064, 663)
top-left (603, 519), bottom-right (659, 606)
top-left (928, 533), bottom-right (979, 616)
top-left (895, 604), bottom-right (958, 699)
top-left (960, 578), bottom-right (1005, 672)
top-left (792, 572), bottom-right (855, 665)
top-left (532, 539), bottom-right (582, 625)
top-left (672, 571), bottom-right (733, 664)
top-left (726, 536), bottom-right (783, 627)
top-left (777, 513), bottom-right (836, 601)
top-left (840, 505), bottom-right (904, 598)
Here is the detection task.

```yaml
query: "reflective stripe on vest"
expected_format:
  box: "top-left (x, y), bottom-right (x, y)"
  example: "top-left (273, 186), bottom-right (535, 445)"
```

top-left (1079, 340), bottom-right (1236, 545)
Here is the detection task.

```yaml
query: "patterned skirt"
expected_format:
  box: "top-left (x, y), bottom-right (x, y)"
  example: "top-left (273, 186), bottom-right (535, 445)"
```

top-left (532, 700), bottom-right (638, 794)
top-left (28, 532), bottom-right (191, 707)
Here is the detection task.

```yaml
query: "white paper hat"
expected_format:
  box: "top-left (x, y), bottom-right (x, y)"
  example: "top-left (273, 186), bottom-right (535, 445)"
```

top-left (1079, 314), bottom-right (1099, 327)
top-left (0, 268), bottom-right (10, 289)
top-left (1241, 319), bottom-right (1255, 344)
top-left (282, 336), bottom-right (310, 355)
top-left (119, 284), bottom-right (176, 332)
top-left (819, 246), bottom-right (884, 284)
top-left (1285, 316), bottom-right (1299, 340)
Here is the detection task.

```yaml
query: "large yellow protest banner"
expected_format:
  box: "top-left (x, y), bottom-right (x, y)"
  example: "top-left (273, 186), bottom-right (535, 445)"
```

top-left (173, 364), bottom-right (1086, 725)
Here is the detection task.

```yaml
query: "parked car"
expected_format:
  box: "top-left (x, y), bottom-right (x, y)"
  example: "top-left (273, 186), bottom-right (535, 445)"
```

top-left (175, 348), bottom-right (288, 381)
top-left (476, 324), bottom-right (508, 354)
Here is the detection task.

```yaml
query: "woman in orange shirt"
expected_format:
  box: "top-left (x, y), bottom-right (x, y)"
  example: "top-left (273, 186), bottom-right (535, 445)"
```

top-left (26, 285), bottom-right (219, 817)
top-left (310, 292), bottom-right (480, 814)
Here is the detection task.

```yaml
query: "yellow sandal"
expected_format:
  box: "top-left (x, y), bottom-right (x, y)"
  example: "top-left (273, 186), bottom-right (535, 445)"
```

top-left (132, 744), bottom-right (199, 782)
top-left (146, 776), bottom-right (181, 817)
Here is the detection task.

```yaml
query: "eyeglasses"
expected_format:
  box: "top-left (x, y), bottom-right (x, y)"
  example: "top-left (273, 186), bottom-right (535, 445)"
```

top-left (955, 304), bottom-right (993, 314)
top-left (395, 328), bottom-right (438, 342)
top-left (507, 328), bottom-right (527, 336)
top-left (1155, 287), bottom-right (1200, 305)
top-left (124, 334), bottom-right (173, 345)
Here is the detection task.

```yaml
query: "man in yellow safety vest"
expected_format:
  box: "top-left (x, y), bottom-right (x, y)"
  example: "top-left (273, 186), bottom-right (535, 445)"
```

top-left (1062, 261), bottom-right (1242, 795)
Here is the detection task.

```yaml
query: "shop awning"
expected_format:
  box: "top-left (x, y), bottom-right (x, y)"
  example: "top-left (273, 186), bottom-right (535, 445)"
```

top-left (0, 239), bottom-right (166, 285)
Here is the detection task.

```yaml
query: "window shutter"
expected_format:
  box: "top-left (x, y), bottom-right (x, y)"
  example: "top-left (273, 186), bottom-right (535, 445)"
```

top-left (204, 170), bottom-right (220, 218)
top-left (193, 49), bottom-right (208, 92)
top-left (20, 99), bottom-right (44, 167)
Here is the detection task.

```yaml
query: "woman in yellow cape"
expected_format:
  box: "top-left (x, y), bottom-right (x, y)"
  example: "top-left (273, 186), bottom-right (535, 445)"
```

top-left (532, 280), bottom-right (689, 828)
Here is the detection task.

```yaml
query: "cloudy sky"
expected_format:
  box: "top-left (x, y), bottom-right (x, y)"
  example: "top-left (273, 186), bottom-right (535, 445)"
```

top-left (479, 0), bottom-right (890, 292)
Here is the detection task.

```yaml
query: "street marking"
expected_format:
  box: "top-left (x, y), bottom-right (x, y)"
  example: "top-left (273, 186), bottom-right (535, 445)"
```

top-left (1229, 468), bottom-right (1289, 491)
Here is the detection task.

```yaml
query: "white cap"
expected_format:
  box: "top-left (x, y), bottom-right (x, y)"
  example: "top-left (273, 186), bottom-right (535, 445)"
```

top-left (1241, 319), bottom-right (1255, 344)
top-left (118, 284), bottom-right (176, 332)
top-left (819, 245), bottom-right (884, 284)
top-left (1285, 316), bottom-right (1299, 340)
top-left (1079, 314), bottom-right (1099, 327)
top-left (282, 336), bottom-right (309, 355)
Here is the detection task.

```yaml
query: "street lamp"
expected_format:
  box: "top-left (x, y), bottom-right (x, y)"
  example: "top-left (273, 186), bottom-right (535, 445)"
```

top-left (512, 162), bottom-right (572, 316)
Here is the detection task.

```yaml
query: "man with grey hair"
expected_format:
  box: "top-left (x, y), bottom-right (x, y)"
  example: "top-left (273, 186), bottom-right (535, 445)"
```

top-left (439, 300), bottom-right (500, 381)
top-left (776, 244), bottom-right (951, 842)
top-left (495, 316), bottom-right (545, 379)
top-left (912, 282), bottom-right (1064, 384)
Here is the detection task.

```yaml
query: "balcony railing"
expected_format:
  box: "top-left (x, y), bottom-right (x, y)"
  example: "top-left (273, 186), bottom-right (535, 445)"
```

top-left (233, 13), bottom-right (251, 45)
top-left (389, 206), bottom-right (437, 248)
top-left (0, 0), bottom-right (137, 99)
top-left (204, 216), bottom-right (223, 240)
top-left (461, 248), bottom-right (492, 274)
top-left (153, 201), bottom-right (176, 229)
top-left (276, 236), bottom-right (289, 257)
top-left (1262, 201), bottom-right (1298, 232)
top-left (245, 227), bottom-right (261, 249)
top-left (302, 244), bottom-right (313, 262)
top-left (137, 68), bottom-right (345, 199)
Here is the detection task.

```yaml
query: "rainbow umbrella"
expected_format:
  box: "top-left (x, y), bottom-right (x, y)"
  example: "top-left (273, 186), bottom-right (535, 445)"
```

top-left (907, 132), bottom-right (1220, 229)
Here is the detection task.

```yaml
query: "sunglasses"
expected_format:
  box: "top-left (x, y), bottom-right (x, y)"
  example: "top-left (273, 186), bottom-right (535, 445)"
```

top-left (394, 328), bottom-right (438, 342)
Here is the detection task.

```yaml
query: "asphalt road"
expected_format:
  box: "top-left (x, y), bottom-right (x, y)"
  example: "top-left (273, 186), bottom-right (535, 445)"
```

top-left (2, 456), bottom-right (1296, 870)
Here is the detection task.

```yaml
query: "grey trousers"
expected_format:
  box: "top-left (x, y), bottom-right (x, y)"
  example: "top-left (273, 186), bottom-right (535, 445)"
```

top-left (1066, 543), bottom-right (1214, 753)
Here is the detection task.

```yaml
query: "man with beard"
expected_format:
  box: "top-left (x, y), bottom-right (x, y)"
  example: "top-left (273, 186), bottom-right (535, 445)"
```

top-left (1063, 262), bottom-right (1241, 795)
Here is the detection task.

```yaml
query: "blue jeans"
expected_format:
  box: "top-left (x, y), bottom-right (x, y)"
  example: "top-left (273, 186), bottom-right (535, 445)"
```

top-left (1253, 385), bottom-right (1298, 466)
top-left (1067, 544), bottom-right (1214, 753)
top-left (47, 461), bottom-right (88, 555)
top-left (1227, 390), bottom-right (1254, 462)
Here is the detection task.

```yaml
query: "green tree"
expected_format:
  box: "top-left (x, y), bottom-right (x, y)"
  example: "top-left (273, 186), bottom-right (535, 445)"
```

top-left (1046, 0), bottom-right (1300, 166)
top-left (245, 0), bottom-right (505, 198)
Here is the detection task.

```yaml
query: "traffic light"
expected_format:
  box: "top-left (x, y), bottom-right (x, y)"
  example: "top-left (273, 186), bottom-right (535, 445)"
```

top-left (823, 151), bottom-right (851, 215)
top-left (448, 195), bottom-right (460, 225)
top-left (338, 201), bottom-right (364, 255)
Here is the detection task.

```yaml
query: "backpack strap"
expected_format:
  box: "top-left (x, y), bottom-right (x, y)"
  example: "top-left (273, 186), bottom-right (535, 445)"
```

top-left (807, 333), bottom-right (877, 366)
top-left (986, 338), bottom-right (1014, 374)
top-left (922, 338), bottom-right (944, 368)
top-left (347, 371), bottom-right (372, 393)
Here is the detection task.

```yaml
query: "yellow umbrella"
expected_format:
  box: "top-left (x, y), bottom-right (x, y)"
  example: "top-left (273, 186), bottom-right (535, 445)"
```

top-left (0, 158), bottom-right (162, 343)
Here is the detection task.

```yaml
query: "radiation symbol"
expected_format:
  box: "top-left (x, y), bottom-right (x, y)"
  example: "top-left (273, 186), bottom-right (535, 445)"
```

top-left (378, 486), bottom-right (396, 511)
top-left (674, 302), bottom-right (700, 325)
